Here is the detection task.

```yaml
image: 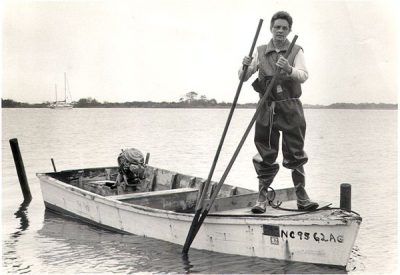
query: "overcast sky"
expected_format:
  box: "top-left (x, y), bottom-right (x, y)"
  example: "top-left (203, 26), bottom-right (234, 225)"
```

top-left (2, 0), bottom-right (398, 105)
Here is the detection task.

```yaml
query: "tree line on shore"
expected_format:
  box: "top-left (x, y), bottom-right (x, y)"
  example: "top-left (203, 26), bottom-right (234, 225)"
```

top-left (1, 91), bottom-right (397, 110)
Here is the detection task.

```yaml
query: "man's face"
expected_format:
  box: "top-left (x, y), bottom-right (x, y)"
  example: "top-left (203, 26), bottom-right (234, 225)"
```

top-left (271, 19), bottom-right (290, 42)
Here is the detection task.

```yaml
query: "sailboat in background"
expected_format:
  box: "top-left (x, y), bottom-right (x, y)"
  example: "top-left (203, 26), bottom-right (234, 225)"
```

top-left (49, 72), bottom-right (73, 109)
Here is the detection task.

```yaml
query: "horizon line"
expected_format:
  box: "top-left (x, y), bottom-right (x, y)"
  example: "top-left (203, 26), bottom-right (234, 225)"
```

top-left (1, 98), bottom-right (398, 106)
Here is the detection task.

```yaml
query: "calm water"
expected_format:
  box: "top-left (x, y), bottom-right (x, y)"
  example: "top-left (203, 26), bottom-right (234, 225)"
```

top-left (2, 108), bottom-right (397, 274)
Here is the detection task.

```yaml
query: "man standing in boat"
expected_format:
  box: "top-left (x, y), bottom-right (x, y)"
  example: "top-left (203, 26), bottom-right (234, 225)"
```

top-left (239, 11), bottom-right (318, 213)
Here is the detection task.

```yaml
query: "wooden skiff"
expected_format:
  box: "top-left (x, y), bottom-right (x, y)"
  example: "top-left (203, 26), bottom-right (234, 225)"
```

top-left (36, 165), bottom-right (361, 267)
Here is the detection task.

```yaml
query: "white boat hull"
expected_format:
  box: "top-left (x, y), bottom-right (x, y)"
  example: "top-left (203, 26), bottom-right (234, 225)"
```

top-left (38, 173), bottom-right (361, 267)
top-left (49, 103), bottom-right (73, 109)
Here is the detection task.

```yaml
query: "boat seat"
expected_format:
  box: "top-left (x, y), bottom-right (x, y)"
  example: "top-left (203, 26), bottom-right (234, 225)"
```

top-left (108, 187), bottom-right (198, 200)
top-left (108, 188), bottom-right (199, 212)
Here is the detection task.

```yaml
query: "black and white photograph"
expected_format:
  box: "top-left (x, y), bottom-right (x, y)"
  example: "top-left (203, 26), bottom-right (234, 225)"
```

top-left (2, 0), bottom-right (398, 274)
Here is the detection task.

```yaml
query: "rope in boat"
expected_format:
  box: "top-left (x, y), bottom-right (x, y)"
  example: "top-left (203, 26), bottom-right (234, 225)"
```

top-left (266, 186), bottom-right (283, 208)
top-left (266, 186), bottom-right (361, 216)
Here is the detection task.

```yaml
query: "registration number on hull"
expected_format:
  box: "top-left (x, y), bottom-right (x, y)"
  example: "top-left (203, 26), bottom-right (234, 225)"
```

top-left (263, 224), bottom-right (344, 244)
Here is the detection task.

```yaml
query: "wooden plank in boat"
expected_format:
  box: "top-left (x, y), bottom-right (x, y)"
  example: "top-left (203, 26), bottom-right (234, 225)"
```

top-left (206, 187), bottom-right (297, 213)
top-left (210, 200), bottom-right (332, 217)
top-left (85, 180), bottom-right (115, 186)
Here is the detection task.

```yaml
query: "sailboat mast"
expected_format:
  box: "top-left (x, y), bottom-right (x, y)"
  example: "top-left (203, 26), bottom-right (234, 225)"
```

top-left (64, 72), bottom-right (67, 103)
top-left (55, 84), bottom-right (58, 102)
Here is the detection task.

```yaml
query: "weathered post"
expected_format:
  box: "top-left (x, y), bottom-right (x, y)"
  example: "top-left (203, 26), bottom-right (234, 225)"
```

top-left (145, 153), bottom-right (150, 165)
top-left (9, 138), bottom-right (32, 202)
top-left (340, 183), bottom-right (351, 211)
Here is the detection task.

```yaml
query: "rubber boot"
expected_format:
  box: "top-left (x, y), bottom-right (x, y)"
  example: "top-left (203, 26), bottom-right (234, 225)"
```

top-left (251, 181), bottom-right (271, 214)
top-left (292, 167), bottom-right (319, 211)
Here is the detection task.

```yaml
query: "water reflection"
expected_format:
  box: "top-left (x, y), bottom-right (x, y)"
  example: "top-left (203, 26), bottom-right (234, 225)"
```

top-left (33, 209), bottom-right (347, 274)
top-left (181, 253), bottom-right (193, 273)
top-left (13, 200), bottom-right (31, 234)
top-left (3, 201), bottom-right (32, 273)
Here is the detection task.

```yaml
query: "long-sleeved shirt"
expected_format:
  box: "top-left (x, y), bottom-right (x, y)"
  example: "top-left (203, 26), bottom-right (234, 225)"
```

top-left (238, 48), bottom-right (308, 83)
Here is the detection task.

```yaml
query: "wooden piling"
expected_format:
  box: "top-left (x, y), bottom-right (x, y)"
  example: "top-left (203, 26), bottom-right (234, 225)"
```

top-left (9, 138), bottom-right (32, 202)
top-left (340, 183), bottom-right (351, 211)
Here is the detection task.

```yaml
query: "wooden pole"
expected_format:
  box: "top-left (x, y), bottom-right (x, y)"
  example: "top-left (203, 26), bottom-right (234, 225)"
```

top-left (182, 18), bottom-right (264, 254)
top-left (184, 35), bottom-right (299, 251)
top-left (9, 138), bottom-right (32, 202)
top-left (51, 158), bottom-right (57, 172)
top-left (340, 183), bottom-right (351, 211)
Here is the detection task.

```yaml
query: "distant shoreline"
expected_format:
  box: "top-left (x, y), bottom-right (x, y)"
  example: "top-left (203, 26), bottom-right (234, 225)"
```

top-left (1, 98), bottom-right (397, 110)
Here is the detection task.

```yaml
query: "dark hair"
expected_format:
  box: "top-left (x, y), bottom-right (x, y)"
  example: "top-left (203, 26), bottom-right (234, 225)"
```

top-left (270, 11), bottom-right (293, 30)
